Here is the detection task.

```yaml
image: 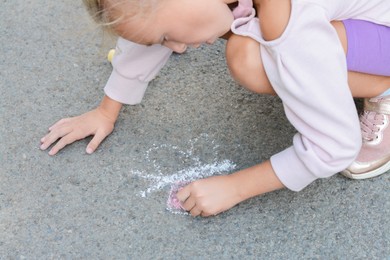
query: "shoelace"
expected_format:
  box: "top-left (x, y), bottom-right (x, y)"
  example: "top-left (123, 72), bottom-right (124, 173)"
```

top-left (360, 111), bottom-right (385, 141)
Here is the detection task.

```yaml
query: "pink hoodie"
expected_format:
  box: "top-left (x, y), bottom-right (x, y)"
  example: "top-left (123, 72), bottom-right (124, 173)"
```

top-left (105, 0), bottom-right (390, 191)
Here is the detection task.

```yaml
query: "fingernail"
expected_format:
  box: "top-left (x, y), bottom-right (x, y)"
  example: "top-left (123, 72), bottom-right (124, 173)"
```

top-left (86, 148), bottom-right (93, 154)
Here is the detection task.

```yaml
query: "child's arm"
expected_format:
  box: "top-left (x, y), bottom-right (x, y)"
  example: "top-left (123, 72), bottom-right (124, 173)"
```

top-left (40, 95), bottom-right (121, 155)
top-left (175, 2), bottom-right (290, 215)
top-left (41, 38), bottom-right (173, 155)
top-left (230, 3), bottom-right (362, 192)
top-left (176, 160), bottom-right (284, 217)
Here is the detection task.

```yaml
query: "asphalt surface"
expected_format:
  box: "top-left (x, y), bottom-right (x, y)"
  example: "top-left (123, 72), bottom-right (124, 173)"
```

top-left (1, 0), bottom-right (389, 259)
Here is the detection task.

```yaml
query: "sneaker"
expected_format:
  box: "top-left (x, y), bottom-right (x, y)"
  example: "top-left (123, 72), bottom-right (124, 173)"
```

top-left (341, 95), bottom-right (390, 179)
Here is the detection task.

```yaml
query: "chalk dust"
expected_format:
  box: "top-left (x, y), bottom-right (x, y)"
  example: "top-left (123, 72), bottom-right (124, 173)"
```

top-left (128, 134), bottom-right (236, 201)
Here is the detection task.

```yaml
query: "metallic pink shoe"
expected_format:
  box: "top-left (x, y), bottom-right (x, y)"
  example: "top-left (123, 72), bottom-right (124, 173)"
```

top-left (341, 95), bottom-right (390, 179)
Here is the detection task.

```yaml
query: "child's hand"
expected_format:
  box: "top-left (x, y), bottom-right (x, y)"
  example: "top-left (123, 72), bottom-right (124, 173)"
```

top-left (176, 162), bottom-right (285, 217)
top-left (40, 108), bottom-right (115, 155)
top-left (176, 175), bottom-right (243, 217)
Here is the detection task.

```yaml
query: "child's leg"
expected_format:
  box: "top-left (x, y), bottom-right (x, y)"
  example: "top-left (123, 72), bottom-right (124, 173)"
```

top-left (338, 19), bottom-right (390, 179)
top-left (227, 19), bottom-right (390, 179)
top-left (225, 34), bottom-right (275, 95)
top-left (226, 22), bottom-right (390, 97)
top-left (332, 21), bottom-right (390, 97)
top-left (342, 19), bottom-right (390, 77)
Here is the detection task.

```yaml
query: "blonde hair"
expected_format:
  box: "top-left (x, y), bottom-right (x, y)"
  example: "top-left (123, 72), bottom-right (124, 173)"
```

top-left (82, 0), bottom-right (158, 32)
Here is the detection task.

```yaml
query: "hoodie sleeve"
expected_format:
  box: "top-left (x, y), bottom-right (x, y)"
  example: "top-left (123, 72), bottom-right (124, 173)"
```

top-left (104, 37), bottom-right (173, 105)
top-left (231, 2), bottom-right (361, 191)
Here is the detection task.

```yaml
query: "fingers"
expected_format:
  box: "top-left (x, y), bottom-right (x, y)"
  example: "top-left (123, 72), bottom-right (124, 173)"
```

top-left (177, 185), bottom-right (198, 216)
top-left (40, 125), bottom-right (73, 151)
top-left (86, 131), bottom-right (108, 154)
top-left (181, 194), bottom-right (196, 212)
top-left (40, 109), bottom-right (115, 155)
top-left (181, 195), bottom-right (203, 217)
top-left (176, 184), bottom-right (210, 217)
top-left (47, 131), bottom-right (84, 155)
top-left (40, 118), bottom-right (71, 148)
top-left (40, 118), bottom-right (93, 155)
top-left (48, 118), bottom-right (70, 131)
top-left (189, 207), bottom-right (203, 217)
top-left (176, 185), bottom-right (191, 203)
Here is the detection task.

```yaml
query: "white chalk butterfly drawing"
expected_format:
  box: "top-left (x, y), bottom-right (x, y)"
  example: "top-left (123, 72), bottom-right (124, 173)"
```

top-left (129, 134), bottom-right (236, 198)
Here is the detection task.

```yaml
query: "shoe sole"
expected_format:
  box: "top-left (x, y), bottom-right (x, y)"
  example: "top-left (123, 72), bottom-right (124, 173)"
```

top-left (341, 160), bottom-right (390, 180)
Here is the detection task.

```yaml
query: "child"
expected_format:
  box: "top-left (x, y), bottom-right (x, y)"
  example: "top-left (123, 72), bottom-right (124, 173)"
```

top-left (40, 0), bottom-right (390, 216)
top-left (227, 18), bottom-right (390, 181)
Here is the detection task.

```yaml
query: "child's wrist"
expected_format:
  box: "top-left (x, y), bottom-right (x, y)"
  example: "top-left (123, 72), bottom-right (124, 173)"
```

top-left (98, 95), bottom-right (123, 123)
top-left (231, 161), bottom-right (284, 201)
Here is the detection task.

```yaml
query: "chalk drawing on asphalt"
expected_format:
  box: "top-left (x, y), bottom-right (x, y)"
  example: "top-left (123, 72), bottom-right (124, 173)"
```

top-left (129, 134), bottom-right (236, 198)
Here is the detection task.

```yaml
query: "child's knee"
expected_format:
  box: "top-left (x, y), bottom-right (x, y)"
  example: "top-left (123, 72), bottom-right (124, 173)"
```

top-left (226, 35), bottom-right (244, 79)
top-left (226, 35), bottom-right (254, 84)
top-left (225, 35), bottom-right (274, 94)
